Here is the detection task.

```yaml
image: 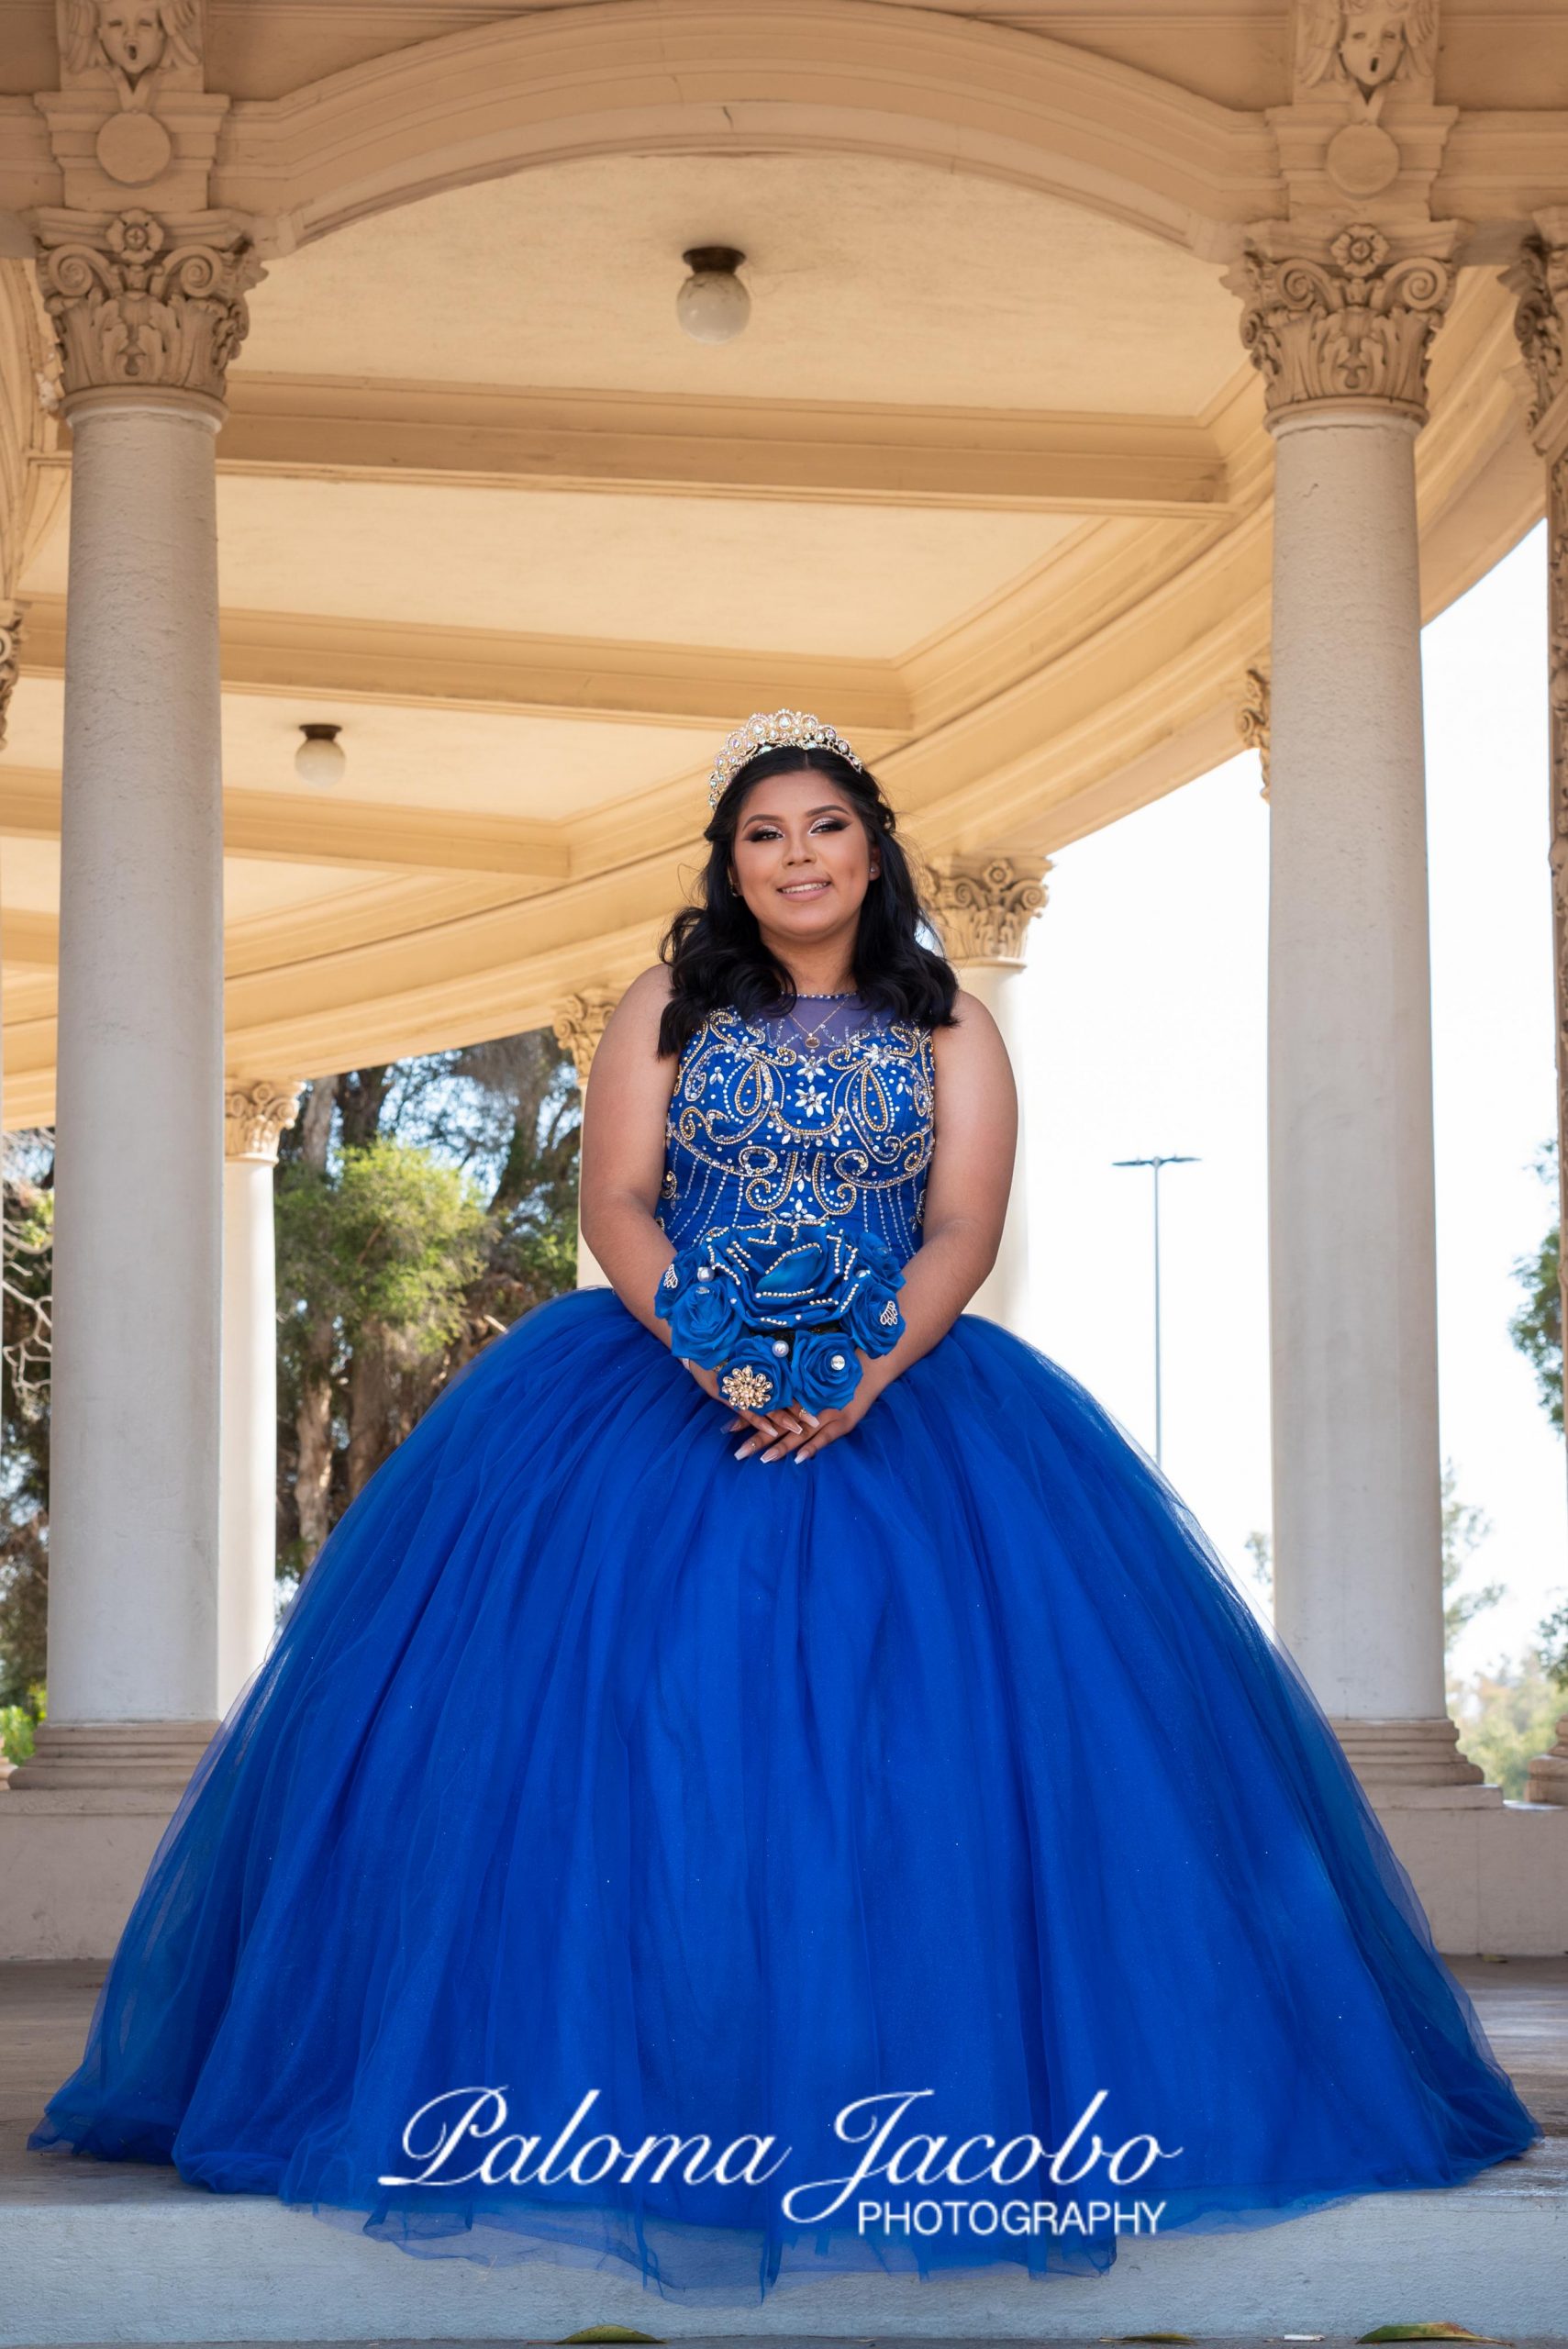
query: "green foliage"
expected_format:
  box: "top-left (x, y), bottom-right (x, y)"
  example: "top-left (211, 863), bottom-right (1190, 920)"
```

top-left (1508, 1138), bottom-right (1562, 1433)
top-left (0, 1136), bottom-right (54, 1711)
top-left (276, 1139), bottom-right (489, 1362)
top-left (1449, 1647), bottom-right (1566, 1798)
top-left (275, 1030), bottom-right (583, 1574)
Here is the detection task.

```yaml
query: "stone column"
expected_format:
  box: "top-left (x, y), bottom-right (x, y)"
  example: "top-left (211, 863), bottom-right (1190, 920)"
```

top-left (553, 988), bottom-right (620, 1289)
top-left (1507, 215), bottom-right (1568, 1805)
top-left (220, 1078), bottom-right (304, 1713)
top-left (10, 207), bottom-right (261, 1794)
top-left (925, 852), bottom-right (1051, 1337)
top-left (1229, 223), bottom-right (1490, 1800)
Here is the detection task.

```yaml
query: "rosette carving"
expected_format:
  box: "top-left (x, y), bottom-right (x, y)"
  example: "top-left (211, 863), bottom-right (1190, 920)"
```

top-left (34, 206), bottom-right (261, 407)
top-left (1230, 226), bottom-right (1454, 422)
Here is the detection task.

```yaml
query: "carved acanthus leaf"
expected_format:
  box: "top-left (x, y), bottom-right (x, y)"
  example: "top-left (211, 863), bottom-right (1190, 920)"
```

top-left (1238, 665), bottom-right (1272, 799)
top-left (34, 206), bottom-right (261, 406)
top-left (925, 852), bottom-right (1051, 966)
top-left (554, 988), bottom-right (621, 1085)
top-left (225, 1077), bottom-right (305, 1163)
top-left (0, 610), bottom-right (22, 754)
top-left (1506, 235), bottom-right (1568, 438)
top-left (1229, 225), bottom-right (1454, 421)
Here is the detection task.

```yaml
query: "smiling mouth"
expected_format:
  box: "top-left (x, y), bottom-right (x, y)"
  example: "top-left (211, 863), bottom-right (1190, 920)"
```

top-left (779, 880), bottom-right (829, 896)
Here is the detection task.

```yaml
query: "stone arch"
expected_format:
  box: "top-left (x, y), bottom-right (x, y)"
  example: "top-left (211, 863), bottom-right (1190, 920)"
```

top-left (216, 0), bottom-right (1273, 257)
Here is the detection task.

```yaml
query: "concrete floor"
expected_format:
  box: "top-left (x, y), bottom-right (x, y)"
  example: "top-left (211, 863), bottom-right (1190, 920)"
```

top-left (4, 1958), bottom-right (1567, 2347)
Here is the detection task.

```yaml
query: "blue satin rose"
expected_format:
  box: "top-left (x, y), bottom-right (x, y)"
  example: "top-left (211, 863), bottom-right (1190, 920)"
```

top-left (853, 1230), bottom-right (905, 1286)
top-left (664, 1275), bottom-right (746, 1366)
top-left (730, 1228), bottom-right (850, 1330)
top-left (786, 1330), bottom-right (863, 1414)
top-left (844, 1279), bottom-right (905, 1357)
top-left (715, 1335), bottom-right (787, 1415)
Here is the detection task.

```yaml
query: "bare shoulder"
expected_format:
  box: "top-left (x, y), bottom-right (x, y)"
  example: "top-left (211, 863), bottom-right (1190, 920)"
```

top-left (930, 985), bottom-right (1006, 1063)
top-left (600, 963), bottom-right (675, 1043)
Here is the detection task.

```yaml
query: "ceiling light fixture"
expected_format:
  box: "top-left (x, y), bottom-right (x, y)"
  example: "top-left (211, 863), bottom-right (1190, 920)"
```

top-left (295, 722), bottom-right (346, 789)
top-left (676, 246), bottom-right (751, 345)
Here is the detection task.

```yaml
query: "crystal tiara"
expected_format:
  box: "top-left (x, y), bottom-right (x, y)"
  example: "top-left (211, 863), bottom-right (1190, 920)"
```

top-left (707, 709), bottom-right (864, 810)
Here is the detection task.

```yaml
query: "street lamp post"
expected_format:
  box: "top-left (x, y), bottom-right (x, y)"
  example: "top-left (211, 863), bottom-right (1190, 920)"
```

top-left (1112, 1152), bottom-right (1199, 1465)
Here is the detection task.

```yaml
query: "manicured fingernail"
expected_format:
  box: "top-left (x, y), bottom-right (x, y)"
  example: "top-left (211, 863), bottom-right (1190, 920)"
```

top-left (734, 1442), bottom-right (753, 1458)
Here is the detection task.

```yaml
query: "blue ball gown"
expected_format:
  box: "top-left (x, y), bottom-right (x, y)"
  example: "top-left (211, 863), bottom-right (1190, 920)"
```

top-left (28, 993), bottom-right (1541, 2303)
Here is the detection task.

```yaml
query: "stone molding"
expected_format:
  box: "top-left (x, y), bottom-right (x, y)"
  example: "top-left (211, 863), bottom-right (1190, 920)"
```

top-left (553, 987), bottom-right (620, 1085)
top-left (1228, 222), bottom-right (1458, 424)
top-left (926, 852), bottom-right (1051, 967)
top-left (1329, 1714), bottom-right (1498, 1804)
top-left (224, 1075), bottom-right (305, 1164)
top-left (32, 204), bottom-right (261, 411)
top-left (6, 1716), bottom-right (217, 1794)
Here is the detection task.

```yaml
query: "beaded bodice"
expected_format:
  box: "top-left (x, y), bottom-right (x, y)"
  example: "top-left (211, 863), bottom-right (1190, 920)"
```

top-left (659, 995), bottom-right (936, 1270)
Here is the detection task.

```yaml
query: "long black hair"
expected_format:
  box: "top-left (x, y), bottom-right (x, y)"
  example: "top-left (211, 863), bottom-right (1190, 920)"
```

top-left (656, 744), bottom-right (960, 1061)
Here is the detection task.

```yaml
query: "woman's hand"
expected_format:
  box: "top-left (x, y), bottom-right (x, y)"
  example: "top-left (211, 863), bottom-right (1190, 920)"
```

top-left (678, 1354), bottom-right (822, 1461)
top-left (682, 1352), bottom-right (887, 1463)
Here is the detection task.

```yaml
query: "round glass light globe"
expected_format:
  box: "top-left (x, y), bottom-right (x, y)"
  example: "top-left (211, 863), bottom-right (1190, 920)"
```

top-left (295, 730), bottom-right (346, 789)
top-left (675, 267), bottom-right (751, 346)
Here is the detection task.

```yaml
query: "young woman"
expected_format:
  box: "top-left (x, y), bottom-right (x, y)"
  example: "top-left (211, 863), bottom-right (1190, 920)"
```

top-left (29, 710), bottom-right (1540, 2303)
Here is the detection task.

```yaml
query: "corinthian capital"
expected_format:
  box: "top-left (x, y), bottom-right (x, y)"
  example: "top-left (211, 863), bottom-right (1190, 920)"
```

top-left (926, 852), bottom-right (1051, 967)
top-left (32, 205), bottom-right (261, 413)
top-left (553, 987), bottom-right (621, 1086)
top-left (1506, 229), bottom-right (1568, 445)
top-left (225, 1077), bottom-right (305, 1164)
top-left (0, 610), bottom-right (21, 754)
top-left (1228, 223), bottom-right (1456, 424)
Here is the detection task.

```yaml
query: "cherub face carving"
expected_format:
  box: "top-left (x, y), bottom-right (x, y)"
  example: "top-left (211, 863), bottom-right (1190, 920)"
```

top-left (63, 0), bottom-right (201, 89)
top-left (98, 4), bottom-right (167, 75)
top-left (1338, 2), bottom-right (1408, 91)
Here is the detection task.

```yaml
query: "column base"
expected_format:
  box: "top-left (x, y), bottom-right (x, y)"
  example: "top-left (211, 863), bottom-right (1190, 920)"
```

top-left (1329, 1714), bottom-right (1502, 1807)
top-left (6, 1719), bottom-right (219, 1794)
top-left (1526, 1713), bottom-right (1568, 1805)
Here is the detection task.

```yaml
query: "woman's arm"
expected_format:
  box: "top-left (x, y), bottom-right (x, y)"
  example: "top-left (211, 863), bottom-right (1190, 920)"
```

top-left (576, 964), bottom-right (683, 1341)
top-left (791, 987), bottom-right (1016, 1461)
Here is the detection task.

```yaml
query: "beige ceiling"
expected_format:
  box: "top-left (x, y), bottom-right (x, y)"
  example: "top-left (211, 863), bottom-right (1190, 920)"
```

top-left (0, 1), bottom-right (1555, 1114)
top-left (239, 153), bottom-right (1246, 417)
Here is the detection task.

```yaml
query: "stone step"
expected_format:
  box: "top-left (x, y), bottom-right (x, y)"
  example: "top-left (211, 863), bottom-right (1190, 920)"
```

top-left (5, 2138), bottom-right (1566, 2345)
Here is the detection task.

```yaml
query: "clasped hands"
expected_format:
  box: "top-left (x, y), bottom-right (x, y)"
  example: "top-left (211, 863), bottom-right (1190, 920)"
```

top-left (678, 1352), bottom-right (883, 1464)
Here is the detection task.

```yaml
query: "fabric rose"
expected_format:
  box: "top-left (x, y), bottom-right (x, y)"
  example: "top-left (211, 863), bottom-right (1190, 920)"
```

top-left (727, 1227), bottom-right (848, 1329)
top-left (844, 1279), bottom-right (905, 1357)
top-left (714, 1334), bottom-right (789, 1415)
top-left (786, 1330), bottom-right (863, 1414)
top-left (664, 1275), bottom-right (746, 1366)
top-left (653, 1243), bottom-right (709, 1312)
top-left (853, 1230), bottom-right (904, 1286)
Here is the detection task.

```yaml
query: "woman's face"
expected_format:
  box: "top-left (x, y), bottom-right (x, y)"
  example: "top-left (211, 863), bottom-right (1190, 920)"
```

top-left (728, 769), bottom-right (879, 949)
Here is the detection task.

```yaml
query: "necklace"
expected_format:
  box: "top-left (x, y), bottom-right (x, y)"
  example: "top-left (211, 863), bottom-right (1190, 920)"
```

top-left (784, 995), bottom-right (868, 1063)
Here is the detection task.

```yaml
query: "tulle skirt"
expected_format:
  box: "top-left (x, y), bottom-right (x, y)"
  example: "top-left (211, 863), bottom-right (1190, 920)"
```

top-left (28, 1286), bottom-right (1541, 2302)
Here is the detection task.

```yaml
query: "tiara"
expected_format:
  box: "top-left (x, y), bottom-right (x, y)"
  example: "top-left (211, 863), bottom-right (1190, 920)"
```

top-left (707, 709), bottom-right (864, 810)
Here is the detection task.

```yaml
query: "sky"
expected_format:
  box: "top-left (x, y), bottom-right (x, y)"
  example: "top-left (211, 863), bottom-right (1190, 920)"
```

top-left (1015, 520), bottom-right (1562, 1679)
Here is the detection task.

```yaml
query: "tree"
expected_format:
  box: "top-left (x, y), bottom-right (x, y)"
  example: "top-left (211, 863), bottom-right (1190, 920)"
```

top-left (1508, 1137), bottom-right (1562, 1433)
top-left (274, 1030), bottom-right (582, 1577)
top-left (0, 1130), bottom-right (54, 1735)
